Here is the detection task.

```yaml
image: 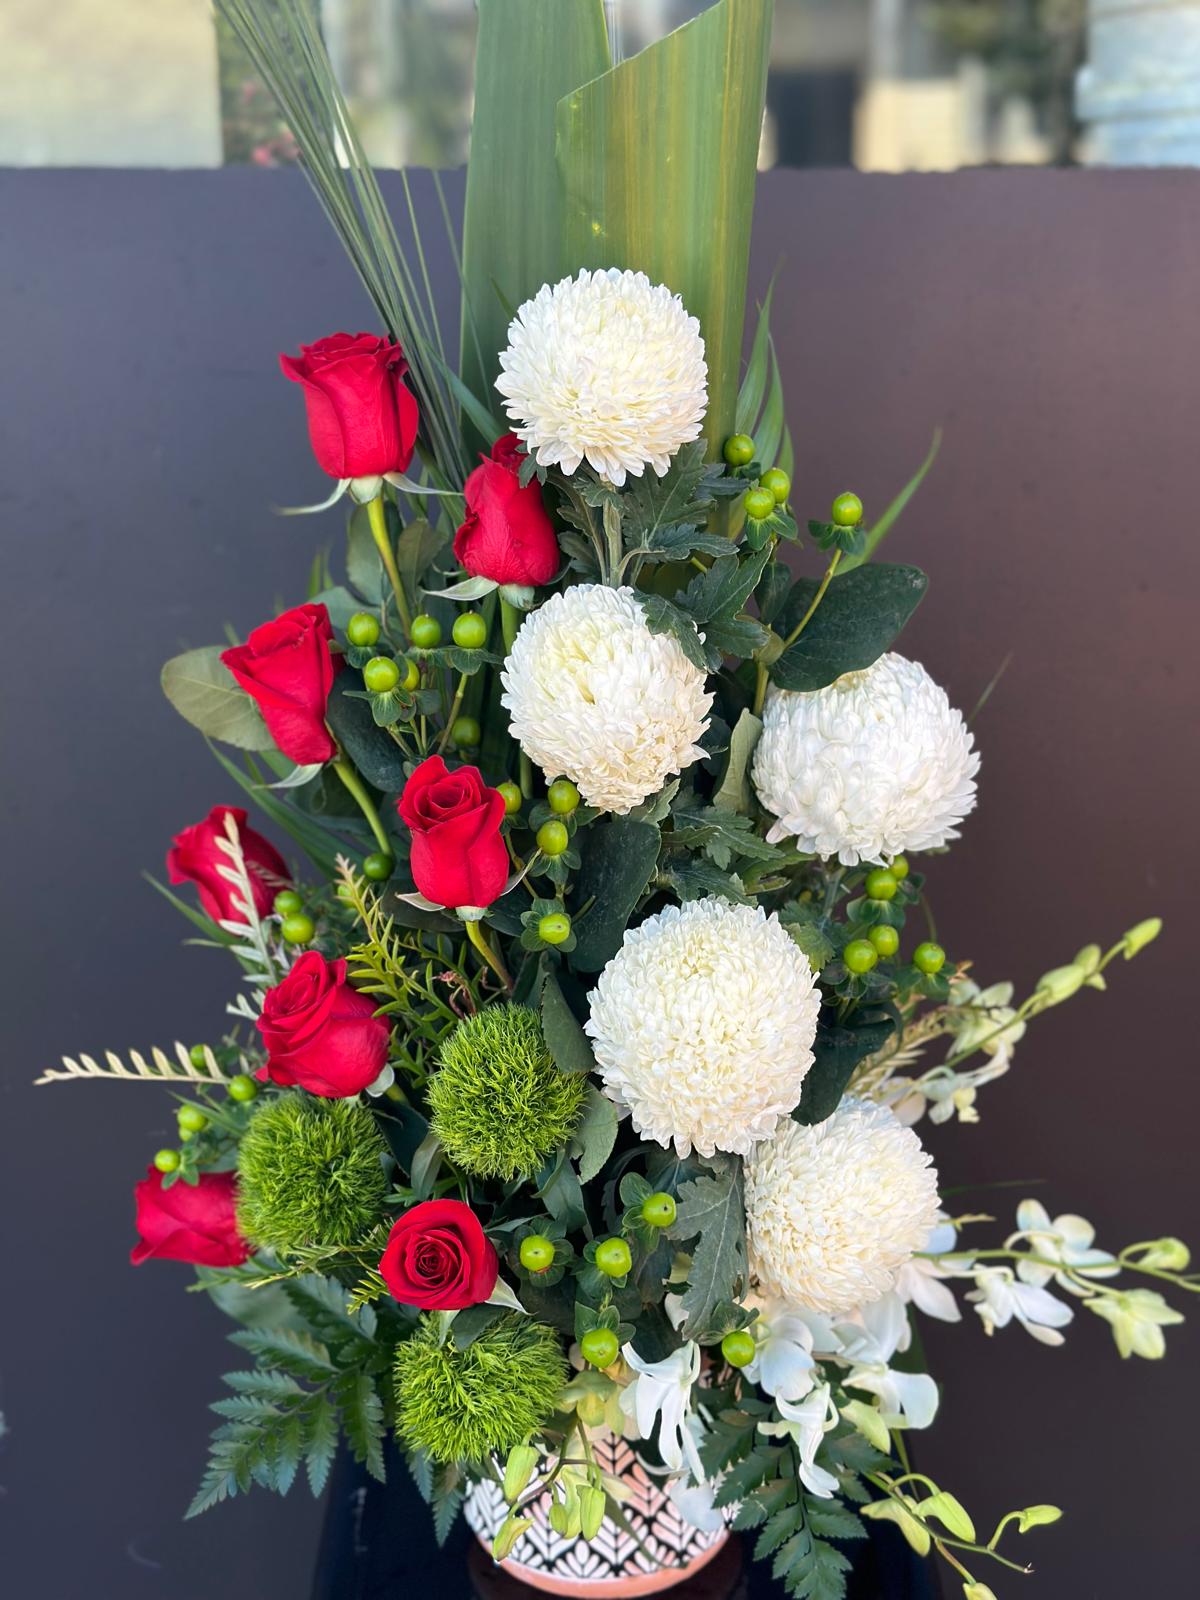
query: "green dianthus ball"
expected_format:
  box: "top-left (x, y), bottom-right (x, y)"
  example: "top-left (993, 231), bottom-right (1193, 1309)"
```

top-left (236, 1094), bottom-right (389, 1251)
top-left (394, 1314), bottom-right (567, 1465)
top-left (428, 1004), bottom-right (586, 1180)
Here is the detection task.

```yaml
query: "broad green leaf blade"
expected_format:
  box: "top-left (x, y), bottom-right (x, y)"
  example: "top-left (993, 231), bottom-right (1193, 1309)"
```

top-left (161, 646), bottom-right (273, 750)
top-left (794, 1016), bottom-right (895, 1125)
top-left (570, 817), bottom-right (661, 971)
top-left (736, 279), bottom-right (777, 436)
top-left (556, 0), bottom-right (774, 455)
top-left (840, 428), bottom-right (942, 574)
top-left (771, 563), bottom-right (929, 692)
top-left (461, 0), bottom-right (611, 412)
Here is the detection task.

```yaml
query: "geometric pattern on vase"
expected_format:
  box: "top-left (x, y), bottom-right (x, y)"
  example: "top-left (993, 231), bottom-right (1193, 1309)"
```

top-left (464, 1428), bottom-right (728, 1593)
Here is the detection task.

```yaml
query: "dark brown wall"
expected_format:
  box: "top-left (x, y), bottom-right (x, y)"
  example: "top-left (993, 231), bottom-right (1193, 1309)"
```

top-left (2, 166), bottom-right (1197, 1598)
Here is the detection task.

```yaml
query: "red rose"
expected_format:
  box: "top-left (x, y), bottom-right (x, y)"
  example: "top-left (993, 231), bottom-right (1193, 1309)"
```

top-left (379, 1199), bottom-right (498, 1310)
top-left (397, 755), bottom-right (509, 910)
top-left (280, 332), bottom-right (419, 481)
top-left (221, 603), bottom-right (337, 766)
top-left (167, 805), bottom-right (288, 924)
top-left (257, 951), bottom-right (391, 1098)
top-left (453, 434), bottom-right (560, 588)
top-left (131, 1168), bottom-right (251, 1268)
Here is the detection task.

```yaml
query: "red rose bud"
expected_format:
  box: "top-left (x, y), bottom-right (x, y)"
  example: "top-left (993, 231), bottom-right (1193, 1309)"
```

top-left (453, 434), bottom-right (560, 588)
top-left (280, 332), bottom-right (419, 481)
top-left (257, 951), bottom-right (391, 1098)
top-left (221, 603), bottom-right (337, 766)
top-left (131, 1168), bottom-right (251, 1268)
top-left (379, 1199), bottom-right (498, 1310)
top-left (396, 755), bottom-right (509, 910)
top-left (167, 805), bottom-right (288, 924)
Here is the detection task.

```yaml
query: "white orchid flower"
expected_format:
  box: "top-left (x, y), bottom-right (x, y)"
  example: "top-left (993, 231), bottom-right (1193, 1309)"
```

top-left (845, 1364), bottom-right (939, 1431)
top-left (758, 1383), bottom-right (840, 1498)
top-left (619, 1340), bottom-right (704, 1481)
top-left (1009, 1200), bottom-right (1118, 1290)
top-left (743, 1299), bottom-right (824, 1401)
top-left (946, 978), bottom-right (1026, 1059)
top-left (1086, 1289), bottom-right (1185, 1359)
top-left (896, 1218), bottom-right (963, 1323)
top-left (966, 1266), bottom-right (1074, 1346)
top-left (667, 1475), bottom-right (725, 1532)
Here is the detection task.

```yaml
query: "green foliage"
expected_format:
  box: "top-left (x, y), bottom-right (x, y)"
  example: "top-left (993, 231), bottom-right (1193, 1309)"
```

top-left (161, 645), bottom-right (273, 750)
top-left (667, 1157), bottom-right (747, 1338)
top-left (394, 1314), bottom-right (567, 1465)
top-left (429, 1004), bottom-right (587, 1180)
top-left (570, 817), bottom-right (661, 972)
top-left (771, 564), bottom-right (929, 693)
top-left (236, 1094), bottom-right (389, 1252)
top-left (643, 546), bottom-right (771, 670)
top-left (794, 1014), bottom-right (897, 1127)
top-left (839, 430), bottom-right (942, 575)
top-left (324, 676), bottom-right (410, 792)
top-left (538, 970), bottom-right (595, 1076)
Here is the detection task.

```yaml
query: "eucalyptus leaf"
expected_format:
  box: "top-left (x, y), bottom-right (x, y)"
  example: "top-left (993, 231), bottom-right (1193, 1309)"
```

top-left (772, 564), bottom-right (929, 693)
top-left (570, 817), bottom-right (661, 971)
top-left (161, 646), bottom-right (274, 751)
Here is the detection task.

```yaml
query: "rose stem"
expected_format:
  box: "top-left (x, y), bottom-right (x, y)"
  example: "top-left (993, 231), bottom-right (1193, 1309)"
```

top-left (331, 752), bottom-right (392, 858)
top-left (434, 671), bottom-right (469, 756)
top-left (366, 493), bottom-right (413, 638)
top-left (464, 917), bottom-right (512, 991)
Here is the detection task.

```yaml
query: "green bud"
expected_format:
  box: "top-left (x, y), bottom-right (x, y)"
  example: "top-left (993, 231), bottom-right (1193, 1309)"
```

top-left (452, 610), bottom-right (488, 650)
top-left (640, 1192), bottom-right (677, 1228)
top-left (363, 656), bottom-right (400, 694)
top-left (153, 1148), bottom-right (180, 1174)
top-left (273, 889), bottom-right (303, 917)
top-left (720, 1329), bottom-right (756, 1368)
top-left (409, 613), bottom-right (442, 649)
top-left (761, 467), bottom-right (791, 504)
top-left (594, 1238), bottom-right (632, 1278)
top-left (502, 1442), bottom-right (540, 1504)
top-left (346, 611), bottom-right (380, 648)
top-left (536, 820), bottom-right (570, 857)
top-left (227, 1073), bottom-right (258, 1103)
top-left (743, 486), bottom-right (775, 522)
top-left (1036, 963), bottom-right (1086, 1005)
top-left (547, 778), bottom-right (580, 815)
top-left (497, 781), bottom-right (522, 815)
top-left (831, 491), bottom-right (864, 527)
top-left (493, 1512), bottom-right (533, 1562)
top-left (538, 911), bottom-right (571, 946)
top-left (864, 867), bottom-right (898, 901)
top-left (963, 1585), bottom-right (998, 1600)
top-left (281, 911), bottom-right (316, 946)
top-left (177, 1105), bottom-right (208, 1135)
top-left (1015, 1504), bottom-right (1063, 1532)
top-left (451, 715), bottom-right (481, 748)
top-left (578, 1484), bottom-right (606, 1541)
top-left (362, 852), bottom-right (394, 882)
top-left (1122, 916), bottom-right (1162, 958)
top-left (1135, 1237), bottom-right (1190, 1271)
top-left (843, 938), bottom-right (878, 975)
top-left (868, 924), bottom-right (900, 958)
top-left (519, 1235), bottom-right (556, 1274)
top-left (723, 433), bottom-right (755, 467)
top-left (188, 1043), bottom-right (210, 1069)
top-left (919, 1491), bottom-right (976, 1543)
top-left (890, 854), bottom-right (910, 880)
top-left (913, 941), bottom-right (946, 976)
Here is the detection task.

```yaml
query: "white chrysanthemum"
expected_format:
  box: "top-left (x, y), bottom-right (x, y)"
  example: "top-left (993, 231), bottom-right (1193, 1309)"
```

top-left (495, 268), bottom-right (708, 487)
top-left (501, 584), bottom-right (711, 814)
top-left (752, 652), bottom-right (979, 866)
top-left (585, 898), bottom-right (820, 1158)
top-left (745, 1099), bottom-right (940, 1316)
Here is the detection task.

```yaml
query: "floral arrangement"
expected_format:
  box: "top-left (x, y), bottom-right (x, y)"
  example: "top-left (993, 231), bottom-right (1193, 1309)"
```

top-left (43, 4), bottom-right (1193, 1597)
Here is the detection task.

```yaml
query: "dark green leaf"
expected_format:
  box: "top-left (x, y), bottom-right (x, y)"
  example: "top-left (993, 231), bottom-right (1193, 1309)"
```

top-left (324, 676), bottom-right (410, 792)
top-left (661, 857), bottom-right (751, 907)
top-left (539, 970), bottom-right (596, 1075)
top-left (449, 1303), bottom-right (505, 1350)
top-left (570, 817), bottom-right (660, 971)
top-left (711, 708), bottom-right (763, 814)
top-left (639, 592), bottom-right (710, 672)
top-left (668, 1158), bottom-right (747, 1336)
top-left (346, 504), bottom-right (384, 602)
top-left (794, 1015), bottom-right (895, 1126)
top-left (572, 1085), bottom-right (618, 1183)
top-left (772, 564), bottom-right (929, 693)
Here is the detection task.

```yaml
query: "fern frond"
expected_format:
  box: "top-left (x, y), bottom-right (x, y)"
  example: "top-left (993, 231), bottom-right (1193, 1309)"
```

top-left (35, 1041), bottom-right (233, 1087)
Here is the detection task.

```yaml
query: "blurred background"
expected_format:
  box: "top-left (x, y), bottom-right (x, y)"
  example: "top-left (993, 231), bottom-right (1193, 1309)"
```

top-left (2, 0), bottom-right (1199, 172)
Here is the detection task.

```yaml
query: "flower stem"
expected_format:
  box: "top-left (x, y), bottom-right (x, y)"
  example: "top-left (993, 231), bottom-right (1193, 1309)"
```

top-left (331, 755), bottom-right (391, 858)
top-left (753, 662), bottom-right (769, 716)
top-left (781, 549), bottom-right (841, 651)
top-left (464, 917), bottom-right (512, 990)
top-left (500, 596), bottom-right (521, 654)
top-left (436, 671), bottom-right (469, 756)
top-left (367, 494), bottom-right (413, 638)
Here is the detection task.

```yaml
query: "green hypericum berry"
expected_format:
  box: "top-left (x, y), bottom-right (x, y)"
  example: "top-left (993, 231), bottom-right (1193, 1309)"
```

top-left (237, 1094), bottom-right (390, 1250)
top-left (347, 611), bottom-right (380, 648)
top-left (594, 1238), bottom-right (632, 1278)
top-left (363, 852), bottom-right (394, 882)
top-left (273, 889), bottom-right (303, 917)
top-left (536, 820), bottom-right (569, 857)
top-left (743, 486), bottom-right (775, 522)
top-left (843, 939), bottom-right (879, 975)
top-left (868, 924), bottom-right (900, 958)
top-left (913, 941), bottom-right (946, 975)
top-left (721, 1329), bottom-right (756, 1369)
top-left (177, 1105), bottom-right (208, 1135)
top-left (831, 491), bottom-right (864, 527)
top-left (400, 657), bottom-right (420, 692)
top-left (429, 1004), bottom-right (587, 1181)
top-left (410, 613), bottom-right (442, 649)
top-left (153, 1148), bottom-right (181, 1174)
top-left (451, 715), bottom-right (481, 748)
top-left (497, 781), bottom-right (522, 816)
top-left (761, 467), bottom-right (791, 504)
top-left (547, 778), bottom-right (580, 815)
top-left (865, 867), bottom-right (898, 901)
top-left (452, 611), bottom-right (488, 649)
top-left (538, 912), bottom-right (571, 945)
top-left (890, 854), bottom-right (910, 881)
top-left (580, 1327), bottom-right (620, 1369)
top-left (641, 1192), bottom-right (677, 1228)
top-left (188, 1043), bottom-right (210, 1069)
top-left (394, 1314), bottom-right (567, 1465)
top-left (281, 911), bottom-right (316, 945)
top-left (227, 1073), bottom-right (258, 1103)
top-left (519, 1235), bottom-right (556, 1274)
top-left (723, 433), bottom-right (756, 467)
top-left (363, 656), bottom-right (400, 693)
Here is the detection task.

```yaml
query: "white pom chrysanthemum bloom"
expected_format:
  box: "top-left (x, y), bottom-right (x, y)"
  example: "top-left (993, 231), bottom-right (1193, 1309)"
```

top-left (495, 268), bottom-right (707, 487)
top-left (752, 653), bottom-right (979, 866)
top-left (745, 1099), bottom-right (940, 1316)
top-left (585, 898), bottom-right (820, 1158)
top-left (501, 584), bottom-right (711, 814)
